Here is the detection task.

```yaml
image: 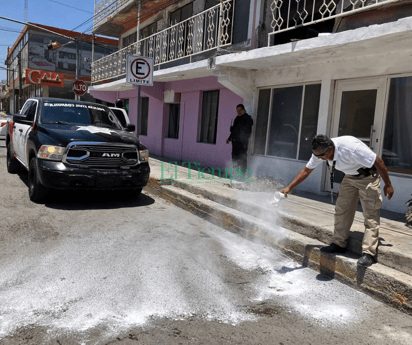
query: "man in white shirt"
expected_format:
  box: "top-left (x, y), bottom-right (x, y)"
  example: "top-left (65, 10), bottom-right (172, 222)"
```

top-left (280, 134), bottom-right (394, 267)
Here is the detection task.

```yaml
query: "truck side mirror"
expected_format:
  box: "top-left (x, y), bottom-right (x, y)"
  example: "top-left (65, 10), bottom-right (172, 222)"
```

top-left (125, 124), bottom-right (135, 132)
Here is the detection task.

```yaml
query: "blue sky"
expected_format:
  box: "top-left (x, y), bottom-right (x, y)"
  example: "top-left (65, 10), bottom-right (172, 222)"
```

top-left (0, 0), bottom-right (97, 80)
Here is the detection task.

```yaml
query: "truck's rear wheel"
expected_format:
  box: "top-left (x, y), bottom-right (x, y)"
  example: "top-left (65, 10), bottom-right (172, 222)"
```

top-left (6, 142), bottom-right (20, 173)
top-left (28, 158), bottom-right (49, 203)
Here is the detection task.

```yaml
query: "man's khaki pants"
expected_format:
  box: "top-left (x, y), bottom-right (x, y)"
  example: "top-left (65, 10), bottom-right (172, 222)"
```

top-left (332, 173), bottom-right (383, 256)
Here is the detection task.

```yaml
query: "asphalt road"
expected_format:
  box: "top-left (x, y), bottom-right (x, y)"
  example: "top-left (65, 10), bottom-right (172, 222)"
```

top-left (1, 139), bottom-right (412, 345)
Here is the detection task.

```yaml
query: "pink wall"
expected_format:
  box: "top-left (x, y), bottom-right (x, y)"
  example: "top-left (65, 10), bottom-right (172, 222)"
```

top-left (91, 76), bottom-right (244, 168)
top-left (162, 76), bottom-right (243, 168)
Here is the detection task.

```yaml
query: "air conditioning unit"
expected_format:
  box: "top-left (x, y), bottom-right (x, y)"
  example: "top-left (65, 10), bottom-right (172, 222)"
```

top-left (164, 90), bottom-right (181, 103)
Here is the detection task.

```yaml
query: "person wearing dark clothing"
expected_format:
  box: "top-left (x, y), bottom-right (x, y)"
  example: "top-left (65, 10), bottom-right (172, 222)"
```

top-left (226, 104), bottom-right (253, 172)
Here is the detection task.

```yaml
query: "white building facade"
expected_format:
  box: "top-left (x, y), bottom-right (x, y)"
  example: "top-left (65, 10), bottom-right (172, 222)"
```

top-left (90, 0), bottom-right (412, 214)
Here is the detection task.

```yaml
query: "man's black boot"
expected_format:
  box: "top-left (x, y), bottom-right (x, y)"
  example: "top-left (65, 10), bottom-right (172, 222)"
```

top-left (357, 253), bottom-right (374, 267)
top-left (320, 243), bottom-right (346, 254)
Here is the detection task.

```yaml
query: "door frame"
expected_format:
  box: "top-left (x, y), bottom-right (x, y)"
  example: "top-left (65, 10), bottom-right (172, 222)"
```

top-left (325, 77), bottom-right (389, 192)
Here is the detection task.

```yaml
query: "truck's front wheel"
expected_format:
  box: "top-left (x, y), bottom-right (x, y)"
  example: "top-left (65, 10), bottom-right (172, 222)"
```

top-left (6, 142), bottom-right (20, 173)
top-left (28, 158), bottom-right (49, 203)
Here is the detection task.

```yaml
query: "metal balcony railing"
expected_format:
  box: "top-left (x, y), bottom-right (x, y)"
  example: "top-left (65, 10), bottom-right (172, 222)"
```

top-left (94, 0), bottom-right (132, 30)
top-left (269, 0), bottom-right (397, 45)
top-left (92, 0), bottom-right (234, 84)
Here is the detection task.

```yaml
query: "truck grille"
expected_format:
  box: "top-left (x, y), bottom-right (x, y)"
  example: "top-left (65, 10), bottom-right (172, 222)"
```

top-left (64, 142), bottom-right (138, 167)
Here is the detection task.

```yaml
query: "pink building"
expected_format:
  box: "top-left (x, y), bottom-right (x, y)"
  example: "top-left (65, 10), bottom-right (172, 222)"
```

top-left (90, 76), bottom-right (243, 168)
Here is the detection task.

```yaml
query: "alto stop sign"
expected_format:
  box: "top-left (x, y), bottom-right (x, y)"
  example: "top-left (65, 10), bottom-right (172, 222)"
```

top-left (72, 80), bottom-right (88, 96)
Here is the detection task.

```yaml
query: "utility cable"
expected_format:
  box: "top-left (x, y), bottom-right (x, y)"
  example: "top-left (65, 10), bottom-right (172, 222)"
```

top-left (47, 0), bottom-right (93, 14)
top-left (0, 26), bottom-right (21, 33)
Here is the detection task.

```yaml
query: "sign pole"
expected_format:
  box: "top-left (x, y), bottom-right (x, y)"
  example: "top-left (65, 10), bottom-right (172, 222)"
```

top-left (137, 85), bottom-right (141, 137)
top-left (75, 39), bottom-right (80, 101)
top-left (12, 68), bottom-right (15, 114)
top-left (18, 52), bottom-right (22, 110)
top-left (136, 0), bottom-right (141, 138)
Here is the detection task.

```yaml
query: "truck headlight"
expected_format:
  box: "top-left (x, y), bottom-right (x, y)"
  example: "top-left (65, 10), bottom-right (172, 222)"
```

top-left (38, 145), bottom-right (65, 161)
top-left (139, 149), bottom-right (149, 163)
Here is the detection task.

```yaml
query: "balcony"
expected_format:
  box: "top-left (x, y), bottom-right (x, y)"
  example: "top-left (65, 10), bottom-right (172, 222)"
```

top-left (93, 0), bottom-right (136, 37)
top-left (269, 0), bottom-right (397, 45)
top-left (92, 1), bottom-right (234, 84)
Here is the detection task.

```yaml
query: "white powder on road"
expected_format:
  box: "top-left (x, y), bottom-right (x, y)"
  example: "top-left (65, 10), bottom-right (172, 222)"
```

top-left (0, 198), bottom-right (404, 342)
top-left (210, 227), bottom-right (368, 326)
top-left (0, 210), bottom-right (255, 340)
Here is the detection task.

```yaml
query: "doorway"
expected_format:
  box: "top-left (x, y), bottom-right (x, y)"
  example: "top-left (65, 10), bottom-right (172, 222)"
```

top-left (327, 77), bottom-right (387, 192)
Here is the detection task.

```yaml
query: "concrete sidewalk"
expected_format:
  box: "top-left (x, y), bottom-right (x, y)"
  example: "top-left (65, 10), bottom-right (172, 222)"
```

top-left (145, 156), bottom-right (412, 315)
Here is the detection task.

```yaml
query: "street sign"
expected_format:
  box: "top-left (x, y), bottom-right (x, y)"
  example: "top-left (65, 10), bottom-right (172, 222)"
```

top-left (72, 80), bottom-right (88, 96)
top-left (126, 55), bottom-right (153, 86)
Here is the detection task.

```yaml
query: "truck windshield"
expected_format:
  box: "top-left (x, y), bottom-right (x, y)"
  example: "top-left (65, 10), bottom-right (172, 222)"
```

top-left (41, 102), bottom-right (122, 129)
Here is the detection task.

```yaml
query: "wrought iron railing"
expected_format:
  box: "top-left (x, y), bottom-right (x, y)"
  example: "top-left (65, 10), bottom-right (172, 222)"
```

top-left (269, 0), bottom-right (397, 45)
top-left (92, 0), bottom-right (234, 84)
top-left (94, 0), bottom-right (132, 30)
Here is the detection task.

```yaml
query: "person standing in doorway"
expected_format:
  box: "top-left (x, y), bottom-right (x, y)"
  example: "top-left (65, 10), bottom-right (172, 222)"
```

top-left (280, 134), bottom-right (394, 267)
top-left (226, 104), bottom-right (253, 173)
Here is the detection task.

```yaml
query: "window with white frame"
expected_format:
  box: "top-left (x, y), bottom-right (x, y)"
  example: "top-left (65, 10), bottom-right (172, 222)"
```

top-left (254, 84), bottom-right (321, 161)
top-left (383, 76), bottom-right (412, 175)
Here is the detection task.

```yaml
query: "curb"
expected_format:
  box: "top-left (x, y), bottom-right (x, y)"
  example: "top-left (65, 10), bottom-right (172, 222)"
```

top-left (152, 176), bottom-right (412, 278)
top-left (146, 177), bottom-right (412, 315)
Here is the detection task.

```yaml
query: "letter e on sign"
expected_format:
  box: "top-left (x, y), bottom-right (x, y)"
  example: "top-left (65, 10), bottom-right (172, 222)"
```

top-left (126, 55), bottom-right (154, 86)
top-left (72, 80), bottom-right (88, 96)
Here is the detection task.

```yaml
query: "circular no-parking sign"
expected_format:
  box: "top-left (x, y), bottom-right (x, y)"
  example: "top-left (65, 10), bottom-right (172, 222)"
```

top-left (131, 58), bottom-right (151, 79)
top-left (126, 56), bottom-right (154, 86)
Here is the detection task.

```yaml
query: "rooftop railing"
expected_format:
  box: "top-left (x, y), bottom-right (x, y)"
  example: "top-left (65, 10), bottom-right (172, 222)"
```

top-left (269, 0), bottom-right (397, 45)
top-left (92, 0), bottom-right (234, 84)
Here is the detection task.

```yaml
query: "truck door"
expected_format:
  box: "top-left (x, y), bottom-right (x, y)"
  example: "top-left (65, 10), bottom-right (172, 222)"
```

top-left (21, 101), bottom-right (38, 166)
top-left (13, 100), bottom-right (33, 166)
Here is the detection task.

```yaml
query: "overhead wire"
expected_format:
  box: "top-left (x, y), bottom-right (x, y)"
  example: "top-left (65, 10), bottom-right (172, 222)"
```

top-left (0, 26), bottom-right (21, 33)
top-left (47, 0), bottom-right (94, 14)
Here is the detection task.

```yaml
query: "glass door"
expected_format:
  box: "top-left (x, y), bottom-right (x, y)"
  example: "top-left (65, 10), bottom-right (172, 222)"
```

top-left (327, 77), bottom-right (387, 192)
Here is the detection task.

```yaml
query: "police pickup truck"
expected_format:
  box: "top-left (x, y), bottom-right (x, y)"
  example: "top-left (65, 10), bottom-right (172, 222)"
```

top-left (5, 98), bottom-right (150, 202)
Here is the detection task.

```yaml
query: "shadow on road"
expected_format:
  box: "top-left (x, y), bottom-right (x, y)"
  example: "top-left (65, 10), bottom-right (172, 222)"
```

top-left (45, 190), bottom-right (155, 210)
top-left (13, 168), bottom-right (155, 210)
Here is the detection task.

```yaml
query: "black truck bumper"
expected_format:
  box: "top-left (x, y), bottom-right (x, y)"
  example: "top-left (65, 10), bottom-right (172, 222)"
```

top-left (38, 160), bottom-right (150, 189)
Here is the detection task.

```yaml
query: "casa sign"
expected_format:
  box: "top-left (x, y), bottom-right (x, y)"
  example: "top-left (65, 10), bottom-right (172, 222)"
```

top-left (25, 69), bottom-right (65, 88)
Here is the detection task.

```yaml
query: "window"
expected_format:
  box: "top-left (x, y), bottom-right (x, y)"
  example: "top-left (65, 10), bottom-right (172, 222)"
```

top-left (111, 109), bottom-right (127, 127)
top-left (254, 84), bottom-right (321, 160)
top-left (170, 2), bottom-right (193, 25)
top-left (139, 97), bottom-right (149, 136)
top-left (140, 22), bottom-right (157, 39)
top-left (199, 90), bottom-right (219, 144)
top-left (20, 100), bottom-right (32, 115)
top-left (26, 101), bottom-right (37, 122)
top-left (383, 76), bottom-right (412, 175)
top-left (167, 104), bottom-right (180, 139)
top-left (205, 0), bottom-right (220, 10)
top-left (122, 32), bottom-right (137, 48)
